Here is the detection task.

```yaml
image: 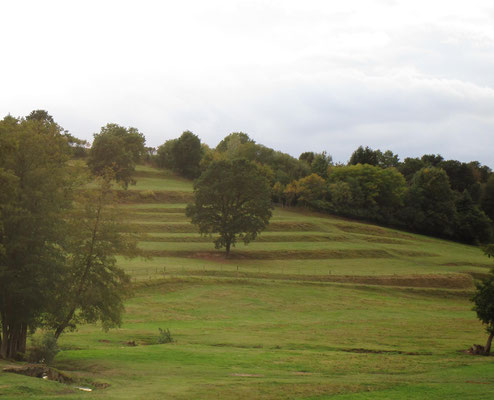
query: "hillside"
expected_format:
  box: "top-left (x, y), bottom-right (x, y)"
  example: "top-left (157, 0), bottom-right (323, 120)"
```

top-left (1, 164), bottom-right (493, 399)
top-left (119, 166), bottom-right (489, 286)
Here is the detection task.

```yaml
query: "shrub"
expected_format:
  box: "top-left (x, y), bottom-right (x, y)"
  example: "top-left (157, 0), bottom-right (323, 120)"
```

top-left (157, 328), bottom-right (174, 344)
top-left (28, 332), bottom-right (59, 364)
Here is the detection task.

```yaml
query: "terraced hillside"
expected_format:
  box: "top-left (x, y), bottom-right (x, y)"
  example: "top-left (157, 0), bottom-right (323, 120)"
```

top-left (119, 166), bottom-right (489, 287)
top-left (2, 164), bottom-right (494, 400)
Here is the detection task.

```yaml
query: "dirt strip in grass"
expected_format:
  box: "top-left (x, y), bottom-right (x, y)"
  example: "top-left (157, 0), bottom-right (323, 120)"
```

top-left (138, 234), bottom-right (350, 243)
top-left (136, 271), bottom-right (474, 289)
top-left (141, 249), bottom-right (396, 259)
top-left (130, 221), bottom-right (324, 233)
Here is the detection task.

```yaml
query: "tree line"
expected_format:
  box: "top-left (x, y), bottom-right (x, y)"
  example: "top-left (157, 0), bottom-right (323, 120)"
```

top-left (54, 122), bottom-right (494, 245)
top-left (148, 133), bottom-right (493, 245)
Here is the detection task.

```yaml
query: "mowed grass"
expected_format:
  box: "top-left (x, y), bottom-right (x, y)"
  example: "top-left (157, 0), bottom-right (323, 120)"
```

top-left (3, 164), bottom-right (494, 399)
top-left (3, 279), bottom-right (493, 399)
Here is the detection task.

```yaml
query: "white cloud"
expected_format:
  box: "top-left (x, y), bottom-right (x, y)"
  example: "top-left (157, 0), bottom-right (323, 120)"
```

top-left (1, 0), bottom-right (493, 166)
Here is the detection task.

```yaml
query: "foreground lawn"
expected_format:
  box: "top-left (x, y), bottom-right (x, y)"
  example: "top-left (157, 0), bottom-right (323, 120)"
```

top-left (2, 278), bottom-right (493, 399)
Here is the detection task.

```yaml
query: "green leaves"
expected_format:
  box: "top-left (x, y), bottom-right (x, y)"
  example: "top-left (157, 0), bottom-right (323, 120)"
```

top-left (186, 159), bottom-right (273, 255)
top-left (87, 123), bottom-right (146, 188)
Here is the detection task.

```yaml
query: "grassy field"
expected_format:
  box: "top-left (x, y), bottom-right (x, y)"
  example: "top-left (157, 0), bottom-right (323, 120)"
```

top-left (1, 164), bottom-right (493, 399)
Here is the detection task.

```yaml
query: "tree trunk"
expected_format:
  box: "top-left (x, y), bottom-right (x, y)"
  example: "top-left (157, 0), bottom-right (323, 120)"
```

top-left (485, 332), bottom-right (494, 355)
top-left (0, 321), bottom-right (26, 360)
top-left (225, 241), bottom-right (231, 257)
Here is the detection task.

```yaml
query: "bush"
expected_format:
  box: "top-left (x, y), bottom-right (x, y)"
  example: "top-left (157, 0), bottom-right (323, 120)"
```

top-left (157, 328), bottom-right (174, 344)
top-left (28, 332), bottom-right (59, 364)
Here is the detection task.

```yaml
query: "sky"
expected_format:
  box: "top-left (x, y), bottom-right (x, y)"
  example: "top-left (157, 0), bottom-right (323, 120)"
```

top-left (1, 0), bottom-right (493, 166)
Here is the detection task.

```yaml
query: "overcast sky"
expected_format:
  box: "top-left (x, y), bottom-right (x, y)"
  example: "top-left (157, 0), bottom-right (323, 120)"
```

top-left (1, 0), bottom-right (493, 166)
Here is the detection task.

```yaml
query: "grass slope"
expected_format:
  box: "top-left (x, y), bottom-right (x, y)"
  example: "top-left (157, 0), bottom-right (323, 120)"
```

top-left (1, 164), bottom-right (493, 399)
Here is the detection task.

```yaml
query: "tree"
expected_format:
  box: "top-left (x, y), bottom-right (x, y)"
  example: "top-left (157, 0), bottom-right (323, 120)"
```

top-left (311, 151), bottom-right (332, 179)
top-left (327, 164), bottom-right (406, 221)
top-left (156, 131), bottom-right (202, 178)
top-left (87, 123), bottom-right (145, 188)
top-left (213, 133), bottom-right (310, 186)
top-left (472, 245), bottom-right (494, 355)
top-left (378, 150), bottom-right (400, 168)
top-left (26, 109), bottom-right (55, 124)
top-left (482, 175), bottom-right (494, 221)
top-left (0, 115), bottom-right (74, 359)
top-left (156, 138), bottom-right (177, 169)
top-left (299, 151), bottom-right (315, 166)
top-left (440, 160), bottom-right (477, 194)
top-left (49, 175), bottom-right (139, 339)
top-left (215, 132), bottom-right (254, 153)
top-left (186, 159), bottom-right (273, 256)
top-left (398, 157), bottom-right (425, 182)
top-left (272, 181), bottom-right (286, 206)
top-left (349, 146), bottom-right (379, 166)
top-left (285, 174), bottom-right (328, 206)
top-left (421, 154), bottom-right (444, 167)
top-left (404, 167), bottom-right (456, 237)
top-left (455, 190), bottom-right (492, 244)
top-left (171, 131), bottom-right (202, 178)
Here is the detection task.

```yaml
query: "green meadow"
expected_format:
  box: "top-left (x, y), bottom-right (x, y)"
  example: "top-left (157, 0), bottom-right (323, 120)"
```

top-left (1, 165), bottom-right (493, 399)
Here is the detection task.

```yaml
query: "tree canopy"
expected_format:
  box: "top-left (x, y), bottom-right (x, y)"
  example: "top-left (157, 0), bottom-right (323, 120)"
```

top-left (0, 115), bottom-right (74, 358)
top-left (156, 131), bottom-right (202, 178)
top-left (88, 123), bottom-right (146, 188)
top-left (186, 159), bottom-right (273, 256)
top-left (404, 167), bottom-right (457, 237)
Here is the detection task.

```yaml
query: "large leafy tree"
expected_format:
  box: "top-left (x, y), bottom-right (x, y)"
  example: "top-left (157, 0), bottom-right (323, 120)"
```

top-left (156, 131), bottom-right (202, 178)
top-left (0, 115), bottom-right (74, 359)
top-left (171, 131), bottom-right (202, 178)
top-left (186, 159), bottom-right (273, 256)
top-left (88, 123), bottom-right (145, 188)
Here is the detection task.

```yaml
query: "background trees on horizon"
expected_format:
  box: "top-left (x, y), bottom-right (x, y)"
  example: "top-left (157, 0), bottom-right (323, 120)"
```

top-left (152, 131), bottom-right (493, 245)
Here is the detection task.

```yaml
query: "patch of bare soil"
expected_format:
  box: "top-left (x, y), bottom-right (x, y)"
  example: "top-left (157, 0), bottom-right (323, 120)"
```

top-left (334, 223), bottom-right (416, 240)
top-left (361, 237), bottom-right (408, 245)
top-left (391, 250), bottom-right (438, 257)
top-left (143, 249), bottom-right (394, 260)
top-left (3, 364), bottom-right (110, 389)
top-left (442, 262), bottom-right (492, 268)
top-left (3, 364), bottom-right (73, 384)
top-left (115, 190), bottom-right (193, 204)
top-left (341, 348), bottom-right (428, 355)
top-left (179, 270), bottom-right (474, 289)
